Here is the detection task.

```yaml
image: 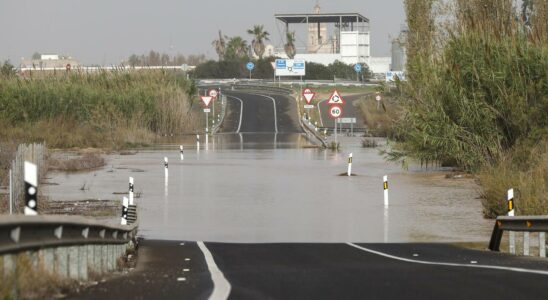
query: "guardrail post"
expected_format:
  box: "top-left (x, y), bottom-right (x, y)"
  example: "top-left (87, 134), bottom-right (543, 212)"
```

top-left (68, 246), bottom-right (79, 279)
top-left (101, 245), bottom-right (108, 273)
top-left (540, 232), bottom-right (546, 258)
top-left (41, 248), bottom-right (54, 274)
top-left (55, 247), bottom-right (68, 278)
top-left (86, 245), bottom-right (95, 274)
top-left (3, 254), bottom-right (15, 277)
top-left (523, 232), bottom-right (530, 256)
top-left (78, 246), bottom-right (88, 280)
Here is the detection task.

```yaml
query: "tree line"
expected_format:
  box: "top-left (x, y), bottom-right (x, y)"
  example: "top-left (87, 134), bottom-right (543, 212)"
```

top-left (193, 25), bottom-right (370, 80)
top-left (125, 51), bottom-right (207, 67)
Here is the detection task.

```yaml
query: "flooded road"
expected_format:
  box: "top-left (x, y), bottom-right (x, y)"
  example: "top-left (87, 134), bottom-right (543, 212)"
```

top-left (46, 133), bottom-right (492, 244)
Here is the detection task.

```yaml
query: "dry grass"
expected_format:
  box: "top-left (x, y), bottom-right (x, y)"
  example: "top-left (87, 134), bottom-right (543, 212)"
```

top-left (48, 153), bottom-right (106, 172)
top-left (0, 252), bottom-right (77, 299)
top-left (479, 140), bottom-right (548, 218)
top-left (357, 96), bottom-right (401, 137)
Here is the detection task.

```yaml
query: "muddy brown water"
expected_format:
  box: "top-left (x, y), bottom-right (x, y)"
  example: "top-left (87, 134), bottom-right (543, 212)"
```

top-left (46, 133), bottom-right (492, 244)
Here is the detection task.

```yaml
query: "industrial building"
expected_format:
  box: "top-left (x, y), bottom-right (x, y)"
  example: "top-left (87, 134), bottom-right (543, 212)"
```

top-left (273, 4), bottom-right (391, 75)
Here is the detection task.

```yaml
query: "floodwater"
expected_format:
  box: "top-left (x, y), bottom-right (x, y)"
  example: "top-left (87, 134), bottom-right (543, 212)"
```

top-left (46, 133), bottom-right (493, 243)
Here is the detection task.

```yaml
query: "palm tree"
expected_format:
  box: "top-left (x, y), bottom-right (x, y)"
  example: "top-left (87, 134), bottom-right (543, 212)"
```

top-left (212, 31), bottom-right (227, 61)
top-left (284, 32), bottom-right (296, 59)
top-left (247, 25), bottom-right (270, 59)
top-left (226, 36), bottom-right (249, 59)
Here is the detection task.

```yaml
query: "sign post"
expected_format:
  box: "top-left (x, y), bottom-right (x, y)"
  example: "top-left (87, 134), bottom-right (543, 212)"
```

top-left (208, 88), bottom-right (219, 124)
top-left (354, 64), bottom-right (362, 82)
top-left (201, 95), bottom-right (213, 150)
top-left (302, 88), bottom-right (316, 119)
top-left (375, 93), bottom-right (382, 110)
top-left (329, 105), bottom-right (343, 145)
top-left (246, 62), bottom-right (255, 80)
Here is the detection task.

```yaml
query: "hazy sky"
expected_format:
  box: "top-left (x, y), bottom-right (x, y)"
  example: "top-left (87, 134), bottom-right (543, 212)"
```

top-left (0, 0), bottom-right (405, 65)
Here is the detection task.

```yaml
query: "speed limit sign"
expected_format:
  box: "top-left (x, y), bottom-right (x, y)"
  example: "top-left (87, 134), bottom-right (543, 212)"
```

top-left (208, 89), bottom-right (219, 98)
top-left (329, 105), bottom-right (343, 119)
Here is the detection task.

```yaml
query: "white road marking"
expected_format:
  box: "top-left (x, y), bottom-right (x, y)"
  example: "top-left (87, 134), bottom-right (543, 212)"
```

top-left (197, 241), bottom-right (231, 300)
top-left (255, 94), bottom-right (279, 133)
top-left (226, 95), bottom-right (244, 133)
top-left (317, 99), bottom-right (327, 127)
top-left (177, 277), bottom-right (186, 282)
top-left (183, 268), bottom-right (190, 272)
top-left (185, 258), bottom-right (191, 261)
top-left (180, 243), bottom-right (185, 246)
top-left (347, 243), bottom-right (548, 276)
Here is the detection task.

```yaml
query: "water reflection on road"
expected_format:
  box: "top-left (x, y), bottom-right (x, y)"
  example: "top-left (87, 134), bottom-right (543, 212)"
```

top-left (46, 133), bottom-right (492, 243)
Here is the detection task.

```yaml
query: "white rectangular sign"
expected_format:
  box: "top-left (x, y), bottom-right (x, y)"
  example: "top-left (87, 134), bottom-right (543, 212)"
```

top-left (275, 59), bottom-right (306, 76)
top-left (203, 108), bottom-right (211, 113)
top-left (304, 105), bottom-right (314, 109)
top-left (336, 118), bottom-right (357, 124)
top-left (386, 71), bottom-right (406, 82)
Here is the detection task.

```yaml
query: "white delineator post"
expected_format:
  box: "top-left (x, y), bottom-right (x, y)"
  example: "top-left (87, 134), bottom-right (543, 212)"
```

top-left (24, 161), bottom-right (38, 216)
top-left (196, 134), bottom-right (200, 150)
top-left (164, 157), bottom-right (169, 180)
top-left (121, 196), bottom-right (129, 225)
top-left (180, 145), bottom-right (184, 161)
top-left (507, 188), bottom-right (515, 254)
top-left (347, 153), bottom-right (352, 176)
top-left (129, 177), bottom-right (134, 205)
top-left (383, 175), bottom-right (389, 207)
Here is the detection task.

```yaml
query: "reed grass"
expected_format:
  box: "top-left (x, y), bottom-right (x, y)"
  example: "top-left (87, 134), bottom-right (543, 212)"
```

top-left (0, 70), bottom-right (200, 149)
top-left (396, 0), bottom-right (547, 215)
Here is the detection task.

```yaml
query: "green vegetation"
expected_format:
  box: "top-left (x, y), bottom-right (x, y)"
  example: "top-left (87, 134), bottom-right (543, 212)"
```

top-left (198, 24), bottom-right (371, 81)
top-left (357, 94), bottom-right (401, 138)
top-left (391, 0), bottom-right (547, 216)
top-left (0, 69), bottom-right (200, 149)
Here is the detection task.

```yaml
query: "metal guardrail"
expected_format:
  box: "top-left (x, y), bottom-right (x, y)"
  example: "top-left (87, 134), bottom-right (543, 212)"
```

top-left (232, 84), bottom-right (293, 94)
top-left (301, 118), bottom-right (327, 148)
top-left (489, 215), bottom-right (547, 257)
top-left (0, 215), bottom-right (137, 255)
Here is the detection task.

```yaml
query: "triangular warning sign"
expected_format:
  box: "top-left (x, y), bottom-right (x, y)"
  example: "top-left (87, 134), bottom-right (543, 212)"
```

top-left (201, 96), bottom-right (213, 107)
top-left (302, 88), bottom-right (315, 104)
top-left (327, 90), bottom-right (345, 105)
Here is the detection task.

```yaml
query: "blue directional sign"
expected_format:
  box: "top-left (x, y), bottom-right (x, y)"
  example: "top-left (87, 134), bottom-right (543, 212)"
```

top-left (246, 62), bottom-right (255, 71)
top-left (354, 64), bottom-right (362, 73)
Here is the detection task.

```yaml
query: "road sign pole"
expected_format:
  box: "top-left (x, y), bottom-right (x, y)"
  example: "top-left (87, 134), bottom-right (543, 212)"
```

top-left (334, 118), bottom-right (338, 145)
top-left (206, 112), bottom-right (209, 151)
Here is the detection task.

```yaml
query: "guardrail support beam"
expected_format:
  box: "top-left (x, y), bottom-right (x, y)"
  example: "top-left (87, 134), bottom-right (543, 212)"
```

top-left (540, 232), bottom-right (546, 258)
top-left (78, 246), bottom-right (88, 280)
top-left (55, 247), bottom-right (68, 278)
top-left (523, 232), bottom-right (530, 256)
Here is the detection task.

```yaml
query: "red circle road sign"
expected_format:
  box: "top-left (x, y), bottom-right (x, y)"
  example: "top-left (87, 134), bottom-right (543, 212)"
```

top-left (329, 105), bottom-right (343, 119)
top-left (208, 89), bottom-right (219, 98)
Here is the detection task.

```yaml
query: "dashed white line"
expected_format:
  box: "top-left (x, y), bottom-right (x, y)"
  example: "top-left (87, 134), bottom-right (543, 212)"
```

top-left (346, 243), bottom-right (548, 276)
top-left (177, 277), bottom-right (186, 282)
top-left (197, 241), bottom-right (231, 300)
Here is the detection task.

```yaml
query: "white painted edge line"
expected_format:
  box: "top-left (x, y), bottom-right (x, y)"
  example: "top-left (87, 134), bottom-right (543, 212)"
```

top-left (317, 99), bottom-right (327, 127)
top-left (255, 94), bottom-right (279, 133)
top-left (226, 95), bottom-right (244, 134)
top-left (197, 241), bottom-right (231, 300)
top-left (346, 243), bottom-right (548, 276)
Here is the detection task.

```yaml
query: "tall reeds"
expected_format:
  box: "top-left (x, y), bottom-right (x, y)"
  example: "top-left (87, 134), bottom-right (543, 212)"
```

top-left (0, 70), bottom-right (200, 148)
top-left (397, 0), bottom-right (547, 215)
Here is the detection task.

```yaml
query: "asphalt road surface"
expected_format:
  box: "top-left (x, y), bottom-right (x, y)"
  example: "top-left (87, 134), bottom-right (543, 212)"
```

top-left (70, 240), bottom-right (548, 300)
top-left (318, 93), bottom-right (371, 130)
top-left (67, 90), bottom-right (548, 299)
top-left (218, 91), bottom-right (302, 134)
